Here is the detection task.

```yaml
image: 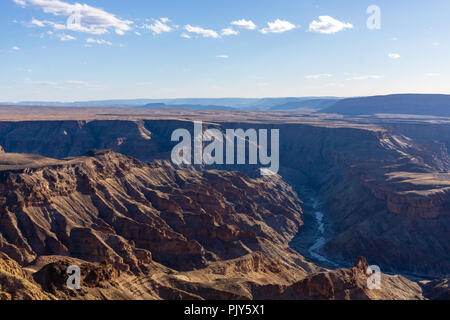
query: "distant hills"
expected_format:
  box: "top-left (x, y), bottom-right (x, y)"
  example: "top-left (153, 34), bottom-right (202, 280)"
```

top-left (0, 98), bottom-right (252, 108)
top-left (138, 103), bottom-right (234, 110)
top-left (322, 94), bottom-right (450, 117)
top-left (1, 97), bottom-right (340, 110)
top-left (269, 98), bottom-right (339, 110)
top-left (3, 94), bottom-right (450, 116)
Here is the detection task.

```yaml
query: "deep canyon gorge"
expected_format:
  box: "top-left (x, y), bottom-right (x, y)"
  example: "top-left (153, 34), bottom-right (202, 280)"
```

top-left (0, 107), bottom-right (449, 300)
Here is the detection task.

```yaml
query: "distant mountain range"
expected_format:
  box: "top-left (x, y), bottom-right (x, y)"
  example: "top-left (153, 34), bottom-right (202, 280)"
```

top-left (0, 98), bottom-right (250, 108)
top-left (1, 97), bottom-right (340, 110)
top-left (322, 94), bottom-right (450, 117)
top-left (269, 98), bottom-right (339, 110)
top-left (2, 94), bottom-right (450, 116)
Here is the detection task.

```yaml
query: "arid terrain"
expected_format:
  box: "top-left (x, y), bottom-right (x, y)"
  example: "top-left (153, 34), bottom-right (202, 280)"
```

top-left (0, 106), bottom-right (449, 300)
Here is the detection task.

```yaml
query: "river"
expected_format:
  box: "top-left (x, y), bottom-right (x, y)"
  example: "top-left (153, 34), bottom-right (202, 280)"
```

top-left (307, 198), bottom-right (339, 267)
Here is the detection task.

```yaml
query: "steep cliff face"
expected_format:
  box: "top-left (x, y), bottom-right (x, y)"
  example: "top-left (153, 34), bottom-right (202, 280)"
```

top-left (275, 125), bottom-right (450, 276)
top-left (0, 150), bottom-right (305, 273)
top-left (0, 120), bottom-right (162, 161)
top-left (383, 123), bottom-right (450, 154)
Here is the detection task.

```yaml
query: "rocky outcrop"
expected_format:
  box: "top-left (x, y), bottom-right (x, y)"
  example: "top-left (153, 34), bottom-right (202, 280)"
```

top-left (0, 253), bottom-right (156, 300)
top-left (283, 257), bottom-right (373, 300)
top-left (0, 252), bottom-right (52, 300)
top-left (277, 257), bottom-right (423, 300)
top-left (33, 259), bottom-right (121, 296)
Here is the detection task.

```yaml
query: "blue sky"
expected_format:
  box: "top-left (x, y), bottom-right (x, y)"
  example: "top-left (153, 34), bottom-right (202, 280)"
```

top-left (0, 0), bottom-right (449, 102)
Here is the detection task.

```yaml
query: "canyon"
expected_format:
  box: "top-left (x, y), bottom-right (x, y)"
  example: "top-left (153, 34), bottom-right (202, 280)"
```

top-left (0, 106), bottom-right (449, 300)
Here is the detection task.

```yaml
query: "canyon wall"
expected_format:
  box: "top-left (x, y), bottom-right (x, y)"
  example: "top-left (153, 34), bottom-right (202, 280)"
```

top-left (0, 119), bottom-right (449, 277)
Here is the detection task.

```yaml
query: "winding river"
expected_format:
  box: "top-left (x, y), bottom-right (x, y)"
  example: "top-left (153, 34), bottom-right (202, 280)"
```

top-left (306, 198), bottom-right (339, 267)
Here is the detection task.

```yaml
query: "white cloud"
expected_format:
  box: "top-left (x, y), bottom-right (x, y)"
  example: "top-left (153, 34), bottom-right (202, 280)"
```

top-left (134, 31), bottom-right (141, 36)
top-left (426, 73), bottom-right (440, 77)
top-left (86, 38), bottom-right (112, 45)
top-left (49, 21), bottom-right (68, 30)
top-left (346, 75), bottom-right (384, 81)
top-left (57, 34), bottom-right (76, 41)
top-left (180, 33), bottom-right (191, 39)
top-left (388, 53), bottom-right (401, 59)
top-left (144, 18), bottom-right (173, 35)
top-left (260, 19), bottom-right (296, 34)
top-left (309, 16), bottom-right (353, 34)
top-left (12, 46), bottom-right (20, 51)
top-left (15, 0), bottom-right (133, 35)
top-left (305, 74), bottom-right (333, 79)
top-left (31, 18), bottom-right (45, 27)
top-left (31, 19), bottom-right (74, 33)
top-left (216, 55), bottom-right (229, 59)
top-left (231, 19), bottom-right (257, 30)
top-left (221, 28), bottom-right (238, 36)
top-left (184, 25), bottom-right (219, 38)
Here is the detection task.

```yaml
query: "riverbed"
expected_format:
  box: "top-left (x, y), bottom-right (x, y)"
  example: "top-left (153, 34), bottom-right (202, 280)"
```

top-left (307, 199), bottom-right (339, 267)
top-left (290, 195), bottom-right (340, 268)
